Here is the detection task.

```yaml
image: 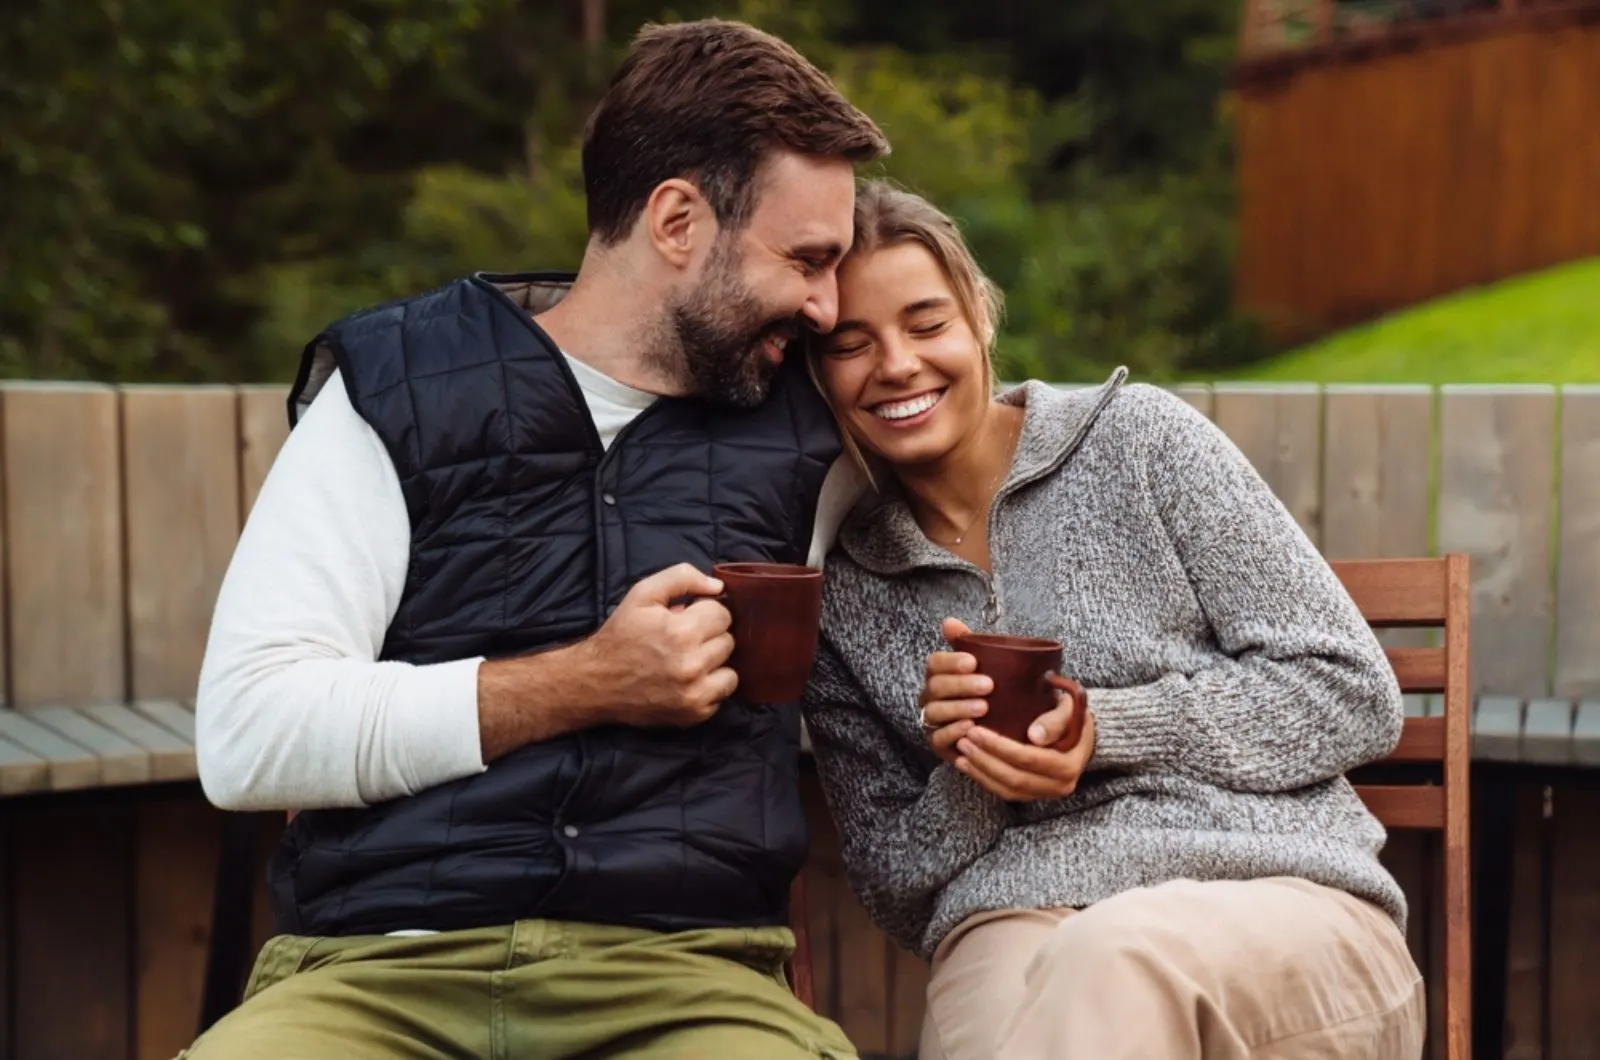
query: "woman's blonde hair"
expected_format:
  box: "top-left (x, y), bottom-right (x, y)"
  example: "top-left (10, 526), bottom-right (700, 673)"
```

top-left (806, 178), bottom-right (1005, 486)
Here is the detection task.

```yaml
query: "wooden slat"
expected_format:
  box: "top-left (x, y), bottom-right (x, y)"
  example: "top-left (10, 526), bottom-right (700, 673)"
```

top-left (800, 767), bottom-right (840, 1023)
top-left (1170, 383), bottom-right (1214, 419)
top-left (1521, 698), bottom-right (1576, 764)
top-left (1500, 783), bottom-right (1546, 1060)
top-left (1330, 558), bottom-right (1448, 626)
top-left (1555, 386), bottom-right (1600, 698)
top-left (1576, 701), bottom-right (1600, 767)
top-left (834, 855), bottom-right (891, 1055)
top-left (13, 802), bottom-right (134, 1060)
top-left (238, 384), bottom-right (291, 519)
top-left (0, 710), bottom-right (99, 791)
top-left (135, 794), bottom-right (222, 1060)
top-left (0, 738), bottom-right (47, 802)
top-left (789, 872), bottom-right (815, 1010)
top-left (134, 700), bottom-right (196, 744)
top-left (1473, 695), bottom-right (1525, 761)
top-left (122, 387), bottom-right (242, 701)
top-left (1321, 386), bottom-right (1434, 560)
top-left (1386, 716), bottom-right (1446, 763)
top-left (1356, 784), bottom-right (1445, 830)
top-left (1320, 385), bottom-right (1436, 658)
top-left (1550, 784), bottom-right (1600, 1056)
top-left (1213, 384), bottom-right (1324, 544)
top-left (0, 393), bottom-right (8, 705)
top-left (1437, 385), bottom-right (1557, 697)
top-left (1387, 647), bottom-right (1447, 693)
top-left (85, 704), bottom-right (195, 782)
top-left (1, 383), bottom-right (126, 706)
top-left (0, 734), bottom-right (50, 795)
top-left (29, 705), bottom-right (151, 787)
top-left (0, 811), bottom-right (8, 1049)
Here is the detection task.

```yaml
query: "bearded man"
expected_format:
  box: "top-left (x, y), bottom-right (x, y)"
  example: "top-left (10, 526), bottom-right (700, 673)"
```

top-left (184, 18), bottom-right (888, 1060)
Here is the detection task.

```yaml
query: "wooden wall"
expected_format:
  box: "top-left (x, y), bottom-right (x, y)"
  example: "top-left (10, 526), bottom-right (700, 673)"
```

top-left (1232, 6), bottom-right (1600, 341)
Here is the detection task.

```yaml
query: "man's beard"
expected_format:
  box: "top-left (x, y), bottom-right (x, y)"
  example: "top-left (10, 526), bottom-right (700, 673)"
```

top-left (663, 240), bottom-right (798, 408)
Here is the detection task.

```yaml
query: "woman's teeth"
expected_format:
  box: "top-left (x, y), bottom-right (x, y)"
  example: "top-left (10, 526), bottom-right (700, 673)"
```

top-left (873, 391), bottom-right (942, 421)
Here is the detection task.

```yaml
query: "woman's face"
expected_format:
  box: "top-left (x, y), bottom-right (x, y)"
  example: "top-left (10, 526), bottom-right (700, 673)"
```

top-left (816, 241), bottom-right (990, 468)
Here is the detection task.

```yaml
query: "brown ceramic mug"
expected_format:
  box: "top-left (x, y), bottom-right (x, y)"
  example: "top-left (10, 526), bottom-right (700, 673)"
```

top-left (949, 632), bottom-right (1087, 749)
top-left (712, 561), bottom-right (824, 704)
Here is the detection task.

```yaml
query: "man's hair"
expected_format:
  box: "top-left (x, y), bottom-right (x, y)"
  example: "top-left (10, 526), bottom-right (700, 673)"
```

top-left (581, 19), bottom-right (890, 245)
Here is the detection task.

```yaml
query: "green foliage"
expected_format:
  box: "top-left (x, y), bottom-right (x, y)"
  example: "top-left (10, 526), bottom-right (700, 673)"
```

top-left (248, 152), bottom-right (590, 357)
top-left (2, 0), bottom-right (1260, 384)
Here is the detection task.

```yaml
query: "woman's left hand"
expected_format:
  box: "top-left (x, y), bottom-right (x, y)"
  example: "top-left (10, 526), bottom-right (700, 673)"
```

top-left (953, 695), bottom-right (1096, 801)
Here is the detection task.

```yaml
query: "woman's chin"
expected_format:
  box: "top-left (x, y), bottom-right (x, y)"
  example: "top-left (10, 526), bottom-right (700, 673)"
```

top-left (856, 430), bottom-right (953, 470)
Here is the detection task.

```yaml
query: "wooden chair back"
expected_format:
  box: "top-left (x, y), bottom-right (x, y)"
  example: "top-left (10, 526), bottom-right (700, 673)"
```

top-left (786, 873), bottom-right (815, 1009)
top-left (1330, 555), bottom-right (1472, 1060)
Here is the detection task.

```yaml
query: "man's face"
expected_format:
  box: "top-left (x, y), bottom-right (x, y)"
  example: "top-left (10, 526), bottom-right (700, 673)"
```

top-left (669, 151), bottom-right (855, 407)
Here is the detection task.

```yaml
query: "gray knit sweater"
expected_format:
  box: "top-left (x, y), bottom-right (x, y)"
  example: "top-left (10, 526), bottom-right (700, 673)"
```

top-left (802, 370), bottom-right (1407, 959)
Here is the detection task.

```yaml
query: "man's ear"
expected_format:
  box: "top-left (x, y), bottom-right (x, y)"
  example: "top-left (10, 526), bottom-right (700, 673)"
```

top-left (642, 178), bottom-right (713, 270)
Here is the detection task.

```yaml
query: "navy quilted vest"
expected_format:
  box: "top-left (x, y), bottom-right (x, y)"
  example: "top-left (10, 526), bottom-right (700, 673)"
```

top-left (268, 272), bottom-right (841, 936)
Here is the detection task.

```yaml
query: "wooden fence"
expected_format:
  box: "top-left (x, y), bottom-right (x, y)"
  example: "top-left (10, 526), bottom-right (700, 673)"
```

top-left (0, 380), bottom-right (1596, 1059)
top-left (1230, 1), bottom-right (1600, 341)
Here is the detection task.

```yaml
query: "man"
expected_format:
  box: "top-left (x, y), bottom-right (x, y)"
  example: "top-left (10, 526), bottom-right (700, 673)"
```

top-left (184, 19), bottom-right (888, 1059)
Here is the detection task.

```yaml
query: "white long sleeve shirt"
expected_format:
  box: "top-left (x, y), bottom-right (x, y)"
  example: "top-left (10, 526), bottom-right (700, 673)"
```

top-left (195, 359), bottom-right (865, 812)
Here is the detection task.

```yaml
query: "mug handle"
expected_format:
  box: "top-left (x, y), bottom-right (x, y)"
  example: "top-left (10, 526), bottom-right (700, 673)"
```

top-left (1044, 673), bottom-right (1089, 751)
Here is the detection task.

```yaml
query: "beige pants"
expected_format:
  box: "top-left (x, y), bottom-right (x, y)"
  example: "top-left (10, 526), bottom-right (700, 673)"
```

top-left (921, 877), bottom-right (1425, 1060)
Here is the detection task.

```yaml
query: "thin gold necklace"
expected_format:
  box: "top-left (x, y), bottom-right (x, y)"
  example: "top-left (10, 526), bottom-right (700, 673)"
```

top-left (917, 418), bottom-right (1021, 546)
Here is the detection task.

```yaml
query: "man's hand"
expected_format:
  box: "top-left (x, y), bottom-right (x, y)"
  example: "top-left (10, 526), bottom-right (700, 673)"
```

top-left (582, 562), bottom-right (738, 727)
top-left (921, 617), bottom-right (1096, 802)
top-left (476, 563), bottom-right (736, 760)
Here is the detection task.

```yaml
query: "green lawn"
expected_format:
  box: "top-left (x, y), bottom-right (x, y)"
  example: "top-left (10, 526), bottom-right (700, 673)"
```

top-left (1222, 256), bottom-right (1600, 384)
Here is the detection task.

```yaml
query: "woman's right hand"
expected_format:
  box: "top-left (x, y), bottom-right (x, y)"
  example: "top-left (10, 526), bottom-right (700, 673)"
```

top-left (919, 618), bottom-right (993, 763)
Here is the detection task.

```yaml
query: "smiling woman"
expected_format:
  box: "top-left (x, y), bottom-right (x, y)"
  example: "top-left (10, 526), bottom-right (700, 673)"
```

top-left (800, 179), bottom-right (1425, 1060)
top-left (806, 181), bottom-right (1012, 559)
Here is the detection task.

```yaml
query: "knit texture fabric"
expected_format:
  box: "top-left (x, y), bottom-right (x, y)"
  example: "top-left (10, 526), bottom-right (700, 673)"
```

top-left (803, 371), bottom-right (1408, 958)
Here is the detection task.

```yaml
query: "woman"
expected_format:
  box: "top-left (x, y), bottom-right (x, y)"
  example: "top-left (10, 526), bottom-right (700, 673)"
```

top-left (801, 180), bottom-right (1425, 1060)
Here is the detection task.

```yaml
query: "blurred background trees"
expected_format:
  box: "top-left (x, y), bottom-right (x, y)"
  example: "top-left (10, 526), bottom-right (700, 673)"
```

top-left (0, 0), bottom-right (1262, 384)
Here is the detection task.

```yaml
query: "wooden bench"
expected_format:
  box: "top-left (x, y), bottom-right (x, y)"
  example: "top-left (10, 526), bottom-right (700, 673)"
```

top-left (0, 702), bottom-right (198, 795)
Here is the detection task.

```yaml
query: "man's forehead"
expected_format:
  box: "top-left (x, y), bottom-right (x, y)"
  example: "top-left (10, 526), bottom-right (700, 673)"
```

top-left (748, 153), bottom-right (856, 238)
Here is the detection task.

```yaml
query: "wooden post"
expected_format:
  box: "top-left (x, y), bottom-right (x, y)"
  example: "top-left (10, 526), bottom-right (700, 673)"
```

top-left (1436, 385), bottom-right (1558, 698)
top-left (0, 384), bottom-right (127, 707)
top-left (1214, 384), bottom-right (1326, 546)
top-left (1554, 386), bottom-right (1600, 699)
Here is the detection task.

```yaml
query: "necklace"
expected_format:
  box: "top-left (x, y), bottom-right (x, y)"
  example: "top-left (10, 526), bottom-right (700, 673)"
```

top-left (916, 415), bottom-right (1022, 546)
top-left (920, 464), bottom-right (1006, 546)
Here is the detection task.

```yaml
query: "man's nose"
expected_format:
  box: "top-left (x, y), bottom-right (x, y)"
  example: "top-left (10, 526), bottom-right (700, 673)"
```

top-left (800, 275), bottom-right (839, 335)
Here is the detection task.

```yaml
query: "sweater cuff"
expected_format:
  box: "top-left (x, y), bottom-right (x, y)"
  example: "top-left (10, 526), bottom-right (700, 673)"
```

top-left (1085, 682), bottom-right (1182, 773)
top-left (376, 657), bottom-right (488, 798)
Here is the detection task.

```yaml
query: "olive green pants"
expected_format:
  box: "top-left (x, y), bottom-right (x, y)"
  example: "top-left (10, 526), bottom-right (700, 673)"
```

top-left (179, 920), bottom-right (857, 1059)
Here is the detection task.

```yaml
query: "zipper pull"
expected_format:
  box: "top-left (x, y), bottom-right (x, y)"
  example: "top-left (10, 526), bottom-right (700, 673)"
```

top-left (985, 583), bottom-right (1000, 624)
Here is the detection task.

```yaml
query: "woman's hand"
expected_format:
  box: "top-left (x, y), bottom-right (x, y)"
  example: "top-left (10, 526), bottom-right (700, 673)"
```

top-left (921, 618), bottom-right (1096, 801)
top-left (954, 697), bottom-right (1096, 801)
top-left (918, 620), bottom-right (994, 764)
